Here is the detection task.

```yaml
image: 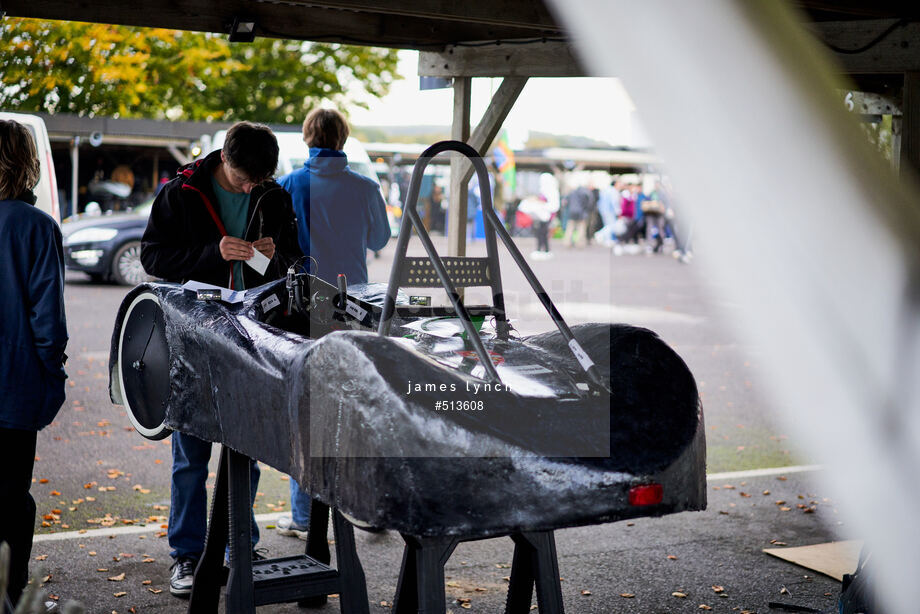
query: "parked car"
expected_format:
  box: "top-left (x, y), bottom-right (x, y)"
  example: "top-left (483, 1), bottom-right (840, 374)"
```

top-left (62, 199), bottom-right (152, 285)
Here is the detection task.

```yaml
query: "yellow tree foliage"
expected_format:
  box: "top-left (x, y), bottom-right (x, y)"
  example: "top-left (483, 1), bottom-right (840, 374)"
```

top-left (0, 18), bottom-right (400, 122)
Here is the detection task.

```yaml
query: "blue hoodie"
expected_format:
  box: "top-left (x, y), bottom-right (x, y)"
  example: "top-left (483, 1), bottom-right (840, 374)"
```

top-left (279, 148), bottom-right (390, 285)
top-left (0, 196), bottom-right (68, 430)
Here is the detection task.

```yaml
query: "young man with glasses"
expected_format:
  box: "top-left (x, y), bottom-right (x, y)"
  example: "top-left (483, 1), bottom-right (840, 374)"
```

top-left (141, 121), bottom-right (302, 597)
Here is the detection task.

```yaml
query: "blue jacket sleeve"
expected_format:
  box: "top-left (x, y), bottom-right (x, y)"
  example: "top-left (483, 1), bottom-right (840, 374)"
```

top-left (29, 220), bottom-right (68, 377)
top-left (366, 187), bottom-right (391, 251)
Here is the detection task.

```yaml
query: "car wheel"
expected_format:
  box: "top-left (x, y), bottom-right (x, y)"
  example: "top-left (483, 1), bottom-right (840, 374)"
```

top-left (111, 241), bottom-right (149, 286)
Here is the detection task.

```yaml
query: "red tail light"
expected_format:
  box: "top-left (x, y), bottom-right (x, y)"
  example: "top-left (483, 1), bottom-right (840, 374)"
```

top-left (629, 483), bottom-right (663, 506)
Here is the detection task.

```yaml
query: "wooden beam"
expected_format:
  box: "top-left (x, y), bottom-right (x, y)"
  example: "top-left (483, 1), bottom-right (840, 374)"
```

top-left (457, 77), bottom-right (529, 187)
top-left (269, 0), bottom-right (560, 31)
top-left (448, 78), bottom-right (472, 258)
top-left (809, 19), bottom-right (920, 74)
top-left (796, 0), bottom-right (920, 20)
top-left (419, 42), bottom-right (584, 78)
top-left (2, 0), bottom-right (560, 48)
top-left (901, 72), bottom-right (920, 178)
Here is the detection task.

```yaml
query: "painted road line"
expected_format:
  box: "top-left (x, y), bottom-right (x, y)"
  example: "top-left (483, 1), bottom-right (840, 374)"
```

top-left (707, 464), bottom-right (823, 481)
top-left (34, 512), bottom-right (288, 543)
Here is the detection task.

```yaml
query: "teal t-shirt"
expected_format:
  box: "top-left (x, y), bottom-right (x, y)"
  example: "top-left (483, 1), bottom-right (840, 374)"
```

top-left (211, 175), bottom-right (251, 290)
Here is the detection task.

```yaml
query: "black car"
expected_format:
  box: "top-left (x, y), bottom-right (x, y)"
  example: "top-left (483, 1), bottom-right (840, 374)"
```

top-left (62, 200), bottom-right (151, 285)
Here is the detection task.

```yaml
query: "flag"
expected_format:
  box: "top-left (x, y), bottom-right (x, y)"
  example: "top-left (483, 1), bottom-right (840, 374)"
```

top-left (493, 130), bottom-right (516, 195)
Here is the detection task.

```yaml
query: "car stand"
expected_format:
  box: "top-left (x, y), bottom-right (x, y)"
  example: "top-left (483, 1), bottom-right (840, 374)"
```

top-left (392, 531), bottom-right (564, 614)
top-left (187, 445), bottom-right (369, 614)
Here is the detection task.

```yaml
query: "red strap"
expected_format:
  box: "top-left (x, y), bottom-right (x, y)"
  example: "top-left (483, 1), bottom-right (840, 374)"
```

top-left (182, 184), bottom-right (227, 236)
top-left (181, 184), bottom-right (235, 289)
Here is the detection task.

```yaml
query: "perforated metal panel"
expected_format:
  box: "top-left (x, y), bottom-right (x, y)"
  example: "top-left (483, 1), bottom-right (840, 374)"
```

top-left (400, 257), bottom-right (492, 287)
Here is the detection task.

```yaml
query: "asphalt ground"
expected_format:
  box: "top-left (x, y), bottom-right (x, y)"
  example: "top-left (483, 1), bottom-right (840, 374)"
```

top-left (26, 235), bottom-right (849, 612)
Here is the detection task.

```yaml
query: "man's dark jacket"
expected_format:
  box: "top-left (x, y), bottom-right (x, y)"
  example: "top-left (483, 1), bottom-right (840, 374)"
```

top-left (0, 195), bottom-right (68, 430)
top-left (141, 151), bottom-right (302, 287)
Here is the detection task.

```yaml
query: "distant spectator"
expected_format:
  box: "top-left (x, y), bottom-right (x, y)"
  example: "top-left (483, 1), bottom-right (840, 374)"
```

top-left (564, 185), bottom-right (593, 248)
top-left (519, 194), bottom-right (558, 259)
top-left (641, 187), bottom-right (667, 254)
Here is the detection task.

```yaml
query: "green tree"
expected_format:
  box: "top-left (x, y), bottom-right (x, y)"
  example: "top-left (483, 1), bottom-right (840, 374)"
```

top-left (0, 18), bottom-right (401, 122)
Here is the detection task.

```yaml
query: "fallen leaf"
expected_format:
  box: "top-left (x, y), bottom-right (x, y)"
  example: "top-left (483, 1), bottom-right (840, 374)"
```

top-left (673, 592), bottom-right (688, 598)
top-left (619, 593), bottom-right (635, 598)
top-left (699, 605), bottom-right (712, 610)
top-left (88, 551), bottom-right (97, 556)
top-left (108, 573), bottom-right (126, 582)
top-left (34, 555), bottom-right (48, 561)
top-left (49, 491), bottom-right (61, 496)
top-left (781, 587), bottom-right (790, 595)
top-left (113, 591), bottom-right (127, 597)
top-left (667, 555), bottom-right (678, 560)
top-left (580, 589), bottom-right (592, 596)
top-left (147, 588), bottom-right (162, 594)
top-left (42, 574), bottom-right (52, 584)
top-left (39, 479), bottom-right (49, 484)
top-left (711, 585), bottom-right (724, 593)
top-left (142, 580), bottom-right (151, 585)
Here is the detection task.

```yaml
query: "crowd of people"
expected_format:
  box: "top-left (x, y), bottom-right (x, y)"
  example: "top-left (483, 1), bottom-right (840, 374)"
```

top-left (510, 175), bottom-right (694, 263)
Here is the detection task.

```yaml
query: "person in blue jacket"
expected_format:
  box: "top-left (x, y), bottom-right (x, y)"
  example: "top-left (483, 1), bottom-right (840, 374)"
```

top-left (278, 108), bottom-right (390, 286)
top-left (0, 119), bottom-right (68, 607)
top-left (276, 108), bottom-right (389, 539)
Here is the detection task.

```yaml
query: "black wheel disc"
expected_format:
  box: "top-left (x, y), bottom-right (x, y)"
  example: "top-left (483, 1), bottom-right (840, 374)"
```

top-left (118, 292), bottom-right (171, 439)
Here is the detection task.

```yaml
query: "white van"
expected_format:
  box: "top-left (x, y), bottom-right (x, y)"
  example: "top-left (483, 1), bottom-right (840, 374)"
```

top-left (0, 112), bottom-right (60, 222)
top-left (208, 130), bottom-right (379, 185)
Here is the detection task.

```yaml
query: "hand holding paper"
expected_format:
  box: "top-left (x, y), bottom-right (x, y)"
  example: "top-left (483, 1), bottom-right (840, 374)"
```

top-left (246, 246), bottom-right (271, 275)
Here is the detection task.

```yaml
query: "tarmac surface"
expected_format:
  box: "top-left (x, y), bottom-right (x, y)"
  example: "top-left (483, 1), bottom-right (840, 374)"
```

top-left (27, 236), bottom-right (852, 612)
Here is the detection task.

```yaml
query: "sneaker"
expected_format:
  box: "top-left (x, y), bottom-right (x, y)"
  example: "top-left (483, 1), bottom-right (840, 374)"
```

top-left (276, 515), bottom-right (309, 540)
top-left (169, 555), bottom-right (198, 598)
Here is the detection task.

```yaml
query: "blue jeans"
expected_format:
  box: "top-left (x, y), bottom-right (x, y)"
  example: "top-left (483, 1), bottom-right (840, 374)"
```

top-left (169, 432), bottom-right (260, 559)
top-left (289, 479), bottom-right (312, 527)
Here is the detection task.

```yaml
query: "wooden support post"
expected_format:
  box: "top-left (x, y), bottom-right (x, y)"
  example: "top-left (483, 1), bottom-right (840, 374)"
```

top-left (447, 76), bottom-right (528, 259)
top-left (901, 72), bottom-right (920, 179)
top-left (460, 76), bottom-right (529, 186)
top-left (70, 137), bottom-right (79, 218)
top-left (448, 77), bottom-right (472, 258)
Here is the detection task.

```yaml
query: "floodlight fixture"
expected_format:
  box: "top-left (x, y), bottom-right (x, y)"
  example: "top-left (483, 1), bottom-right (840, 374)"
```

top-left (229, 16), bottom-right (257, 43)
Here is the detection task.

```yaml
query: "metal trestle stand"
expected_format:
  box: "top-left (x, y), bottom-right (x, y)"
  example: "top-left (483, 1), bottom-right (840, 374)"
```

top-left (188, 446), bottom-right (369, 614)
top-left (392, 530), bottom-right (564, 614)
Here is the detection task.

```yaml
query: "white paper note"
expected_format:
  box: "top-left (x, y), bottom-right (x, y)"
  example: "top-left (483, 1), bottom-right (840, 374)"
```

top-left (246, 249), bottom-right (271, 275)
